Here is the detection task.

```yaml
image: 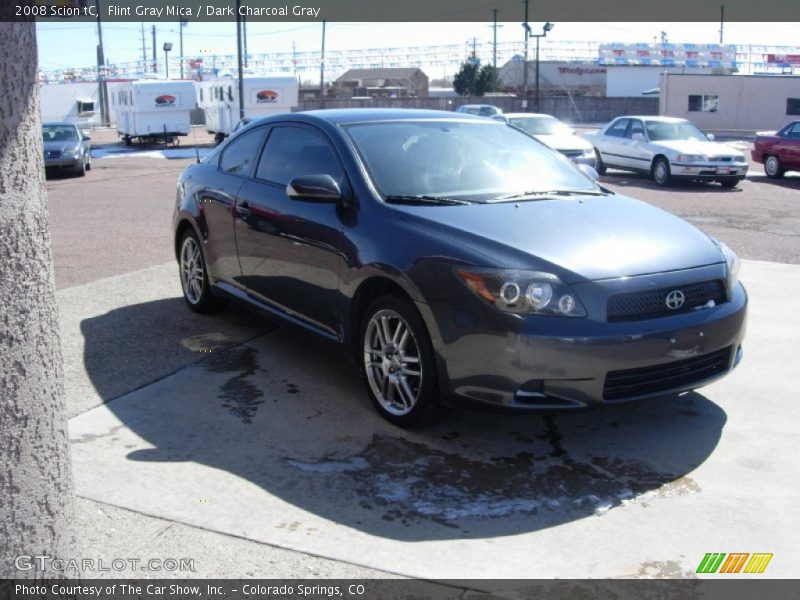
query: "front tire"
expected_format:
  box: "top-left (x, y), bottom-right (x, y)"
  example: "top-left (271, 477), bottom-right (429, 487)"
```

top-left (652, 156), bottom-right (671, 187)
top-left (178, 230), bottom-right (226, 313)
top-left (764, 155), bottom-right (785, 179)
top-left (360, 294), bottom-right (443, 427)
top-left (594, 149), bottom-right (607, 175)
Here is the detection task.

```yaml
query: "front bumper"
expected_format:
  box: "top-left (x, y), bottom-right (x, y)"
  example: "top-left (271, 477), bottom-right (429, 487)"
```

top-left (45, 157), bottom-right (82, 170)
top-left (670, 161), bottom-right (748, 179)
top-left (430, 270), bottom-right (747, 411)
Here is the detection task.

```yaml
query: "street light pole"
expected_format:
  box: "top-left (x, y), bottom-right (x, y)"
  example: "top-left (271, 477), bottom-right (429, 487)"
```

top-left (521, 0), bottom-right (529, 109)
top-left (530, 22), bottom-right (554, 113)
top-left (163, 42), bottom-right (172, 79)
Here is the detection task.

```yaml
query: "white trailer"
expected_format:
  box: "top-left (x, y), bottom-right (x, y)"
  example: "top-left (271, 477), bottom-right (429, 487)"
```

top-left (198, 76), bottom-right (298, 142)
top-left (111, 80), bottom-right (197, 146)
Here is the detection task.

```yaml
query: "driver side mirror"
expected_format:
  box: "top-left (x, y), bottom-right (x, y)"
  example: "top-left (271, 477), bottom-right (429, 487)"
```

top-left (706, 133), bottom-right (715, 141)
top-left (82, 135), bottom-right (91, 141)
top-left (287, 174), bottom-right (345, 204)
top-left (631, 132), bottom-right (645, 141)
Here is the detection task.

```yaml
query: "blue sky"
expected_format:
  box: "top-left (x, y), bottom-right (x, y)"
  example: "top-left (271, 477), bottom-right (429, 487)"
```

top-left (36, 21), bottom-right (800, 74)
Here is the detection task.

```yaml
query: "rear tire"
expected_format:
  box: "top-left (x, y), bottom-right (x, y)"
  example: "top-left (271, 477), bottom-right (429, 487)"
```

top-left (652, 156), bottom-right (671, 187)
top-left (178, 229), bottom-right (227, 314)
top-left (359, 294), bottom-right (445, 428)
top-left (594, 149), bottom-right (607, 175)
top-left (764, 155), bottom-right (785, 179)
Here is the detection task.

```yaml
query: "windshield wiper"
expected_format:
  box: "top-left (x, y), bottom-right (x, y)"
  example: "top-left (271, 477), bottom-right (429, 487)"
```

top-left (384, 195), bottom-right (471, 206)
top-left (490, 189), bottom-right (608, 203)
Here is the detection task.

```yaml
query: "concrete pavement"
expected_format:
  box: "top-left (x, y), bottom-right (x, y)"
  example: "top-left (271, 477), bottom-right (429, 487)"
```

top-left (59, 259), bottom-right (800, 579)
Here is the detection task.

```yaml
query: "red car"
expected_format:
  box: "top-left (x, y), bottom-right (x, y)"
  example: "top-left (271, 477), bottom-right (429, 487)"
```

top-left (752, 120), bottom-right (800, 178)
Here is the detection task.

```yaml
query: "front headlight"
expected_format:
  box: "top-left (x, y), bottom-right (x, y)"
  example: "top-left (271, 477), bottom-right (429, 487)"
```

top-left (455, 268), bottom-right (587, 317)
top-left (718, 241), bottom-right (740, 295)
top-left (581, 147), bottom-right (595, 157)
top-left (63, 147), bottom-right (80, 157)
top-left (733, 154), bottom-right (747, 163)
top-left (676, 154), bottom-right (706, 163)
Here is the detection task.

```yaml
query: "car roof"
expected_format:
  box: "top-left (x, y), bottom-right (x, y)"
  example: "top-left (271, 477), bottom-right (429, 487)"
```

top-left (256, 108), bottom-right (496, 126)
top-left (43, 121), bottom-right (79, 127)
top-left (503, 113), bottom-right (559, 119)
top-left (613, 116), bottom-right (688, 123)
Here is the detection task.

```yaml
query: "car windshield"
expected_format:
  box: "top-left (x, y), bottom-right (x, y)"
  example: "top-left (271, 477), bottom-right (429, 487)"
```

top-left (645, 120), bottom-right (708, 142)
top-left (509, 116), bottom-right (572, 136)
top-left (43, 125), bottom-right (79, 142)
top-left (462, 106), bottom-right (499, 116)
top-left (345, 120), bottom-right (597, 203)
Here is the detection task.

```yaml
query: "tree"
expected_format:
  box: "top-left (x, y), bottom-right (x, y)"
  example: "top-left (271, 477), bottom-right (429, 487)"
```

top-left (0, 20), bottom-right (79, 578)
top-left (453, 62), bottom-right (500, 97)
top-left (453, 62), bottom-right (479, 96)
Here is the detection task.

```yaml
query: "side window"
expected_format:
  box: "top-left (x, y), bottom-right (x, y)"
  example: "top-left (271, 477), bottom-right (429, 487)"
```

top-left (627, 120), bottom-right (645, 139)
top-left (786, 98), bottom-right (800, 116)
top-left (605, 119), bottom-right (629, 138)
top-left (219, 129), bottom-right (265, 176)
top-left (256, 126), bottom-right (344, 186)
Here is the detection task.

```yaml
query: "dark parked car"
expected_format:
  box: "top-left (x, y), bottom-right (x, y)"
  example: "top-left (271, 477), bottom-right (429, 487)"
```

top-left (173, 109), bottom-right (747, 427)
top-left (752, 120), bottom-right (800, 178)
top-left (43, 121), bottom-right (91, 176)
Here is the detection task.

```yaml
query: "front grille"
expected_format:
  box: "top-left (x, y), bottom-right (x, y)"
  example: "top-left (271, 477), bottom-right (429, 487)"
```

top-left (708, 155), bottom-right (733, 162)
top-left (558, 149), bottom-right (583, 159)
top-left (607, 280), bottom-right (725, 322)
top-left (603, 346), bottom-right (732, 401)
top-left (45, 150), bottom-right (61, 159)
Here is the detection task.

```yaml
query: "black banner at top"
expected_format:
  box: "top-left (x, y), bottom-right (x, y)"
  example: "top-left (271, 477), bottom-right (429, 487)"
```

top-left (3, 0), bottom-right (800, 22)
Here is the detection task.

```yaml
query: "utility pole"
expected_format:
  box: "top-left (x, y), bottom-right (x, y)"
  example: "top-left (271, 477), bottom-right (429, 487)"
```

top-left (93, 0), bottom-right (108, 126)
top-left (140, 22), bottom-right (147, 72)
top-left (521, 0), bottom-right (529, 109)
top-left (179, 20), bottom-right (186, 79)
top-left (319, 20), bottom-right (326, 108)
top-left (236, 0), bottom-right (245, 119)
top-left (243, 14), bottom-right (248, 68)
top-left (491, 8), bottom-right (503, 92)
top-left (152, 25), bottom-right (157, 73)
top-left (292, 41), bottom-right (297, 79)
top-left (472, 36), bottom-right (477, 62)
top-left (719, 5), bottom-right (725, 44)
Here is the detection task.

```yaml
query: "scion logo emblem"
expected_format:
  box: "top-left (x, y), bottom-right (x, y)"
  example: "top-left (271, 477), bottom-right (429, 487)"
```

top-left (665, 289), bottom-right (686, 310)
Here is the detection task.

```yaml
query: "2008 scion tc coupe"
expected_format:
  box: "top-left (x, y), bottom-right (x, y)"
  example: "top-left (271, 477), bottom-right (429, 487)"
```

top-left (173, 109), bottom-right (747, 427)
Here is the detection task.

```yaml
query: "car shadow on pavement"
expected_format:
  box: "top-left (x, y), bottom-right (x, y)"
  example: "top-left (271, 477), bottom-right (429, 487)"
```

top-left (747, 175), bottom-right (800, 189)
top-left (601, 172), bottom-right (744, 194)
top-left (81, 299), bottom-right (727, 542)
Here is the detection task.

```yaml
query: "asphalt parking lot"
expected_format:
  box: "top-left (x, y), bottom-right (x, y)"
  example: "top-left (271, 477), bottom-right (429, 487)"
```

top-left (47, 133), bottom-right (800, 581)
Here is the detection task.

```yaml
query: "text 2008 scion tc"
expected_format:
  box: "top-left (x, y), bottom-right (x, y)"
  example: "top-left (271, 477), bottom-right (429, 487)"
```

top-left (173, 109), bottom-right (746, 427)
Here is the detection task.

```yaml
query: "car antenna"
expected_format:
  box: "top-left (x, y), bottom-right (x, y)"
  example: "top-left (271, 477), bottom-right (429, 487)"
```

top-left (192, 125), bottom-right (200, 164)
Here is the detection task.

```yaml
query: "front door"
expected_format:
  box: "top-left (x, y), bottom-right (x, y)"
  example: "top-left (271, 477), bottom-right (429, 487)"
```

top-left (234, 123), bottom-right (351, 338)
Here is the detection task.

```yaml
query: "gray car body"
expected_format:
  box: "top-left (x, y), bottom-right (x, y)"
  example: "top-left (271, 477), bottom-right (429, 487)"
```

top-left (43, 121), bottom-right (91, 173)
top-left (173, 109), bottom-right (746, 412)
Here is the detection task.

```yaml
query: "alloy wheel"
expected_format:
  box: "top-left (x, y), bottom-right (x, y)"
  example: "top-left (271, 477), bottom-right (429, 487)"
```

top-left (180, 236), bottom-right (204, 305)
top-left (363, 309), bottom-right (423, 416)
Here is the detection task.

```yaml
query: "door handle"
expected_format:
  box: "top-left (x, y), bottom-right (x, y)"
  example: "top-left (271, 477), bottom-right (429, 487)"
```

top-left (236, 201), bottom-right (251, 219)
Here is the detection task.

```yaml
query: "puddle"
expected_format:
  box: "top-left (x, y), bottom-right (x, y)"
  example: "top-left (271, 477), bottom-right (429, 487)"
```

top-left (203, 346), bottom-right (264, 424)
top-left (285, 433), bottom-right (699, 525)
top-left (181, 332), bottom-right (232, 353)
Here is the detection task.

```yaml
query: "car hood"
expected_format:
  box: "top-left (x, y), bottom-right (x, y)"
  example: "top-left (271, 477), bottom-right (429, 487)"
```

top-left (650, 139), bottom-right (742, 156)
top-left (394, 194), bottom-right (723, 282)
top-left (43, 140), bottom-right (80, 153)
top-left (534, 133), bottom-right (593, 152)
